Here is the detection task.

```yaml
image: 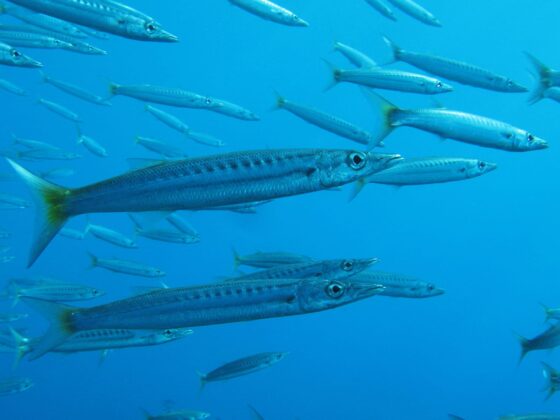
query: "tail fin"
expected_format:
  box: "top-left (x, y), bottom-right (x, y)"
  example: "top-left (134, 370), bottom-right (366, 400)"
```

top-left (516, 333), bottom-right (530, 364)
top-left (232, 247), bottom-right (242, 269)
top-left (322, 59), bottom-right (341, 91)
top-left (525, 52), bottom-right (551, 104)
top-left (273, 90), bottom-right (286, 110)
top-left (9, 327), bottom-right (29, 369)
top-left (21, 297), bottom-right (76, 360)
top-left (196, 370), bottom-right (207, 394)
top-left (38, 70), bottom-right (48, 83)
top-left (360, 89), bottom-right (398, 147)
top-left (88, 252), bottom-right (99, 268)
top-left (108, 82), bottom-right (121, 97)
top-left (540, 302), bottom-right (554, 322)
top-left (382, 35), bottom-right (402, 64)
top-left (7, 159), bottom-right (71, 267)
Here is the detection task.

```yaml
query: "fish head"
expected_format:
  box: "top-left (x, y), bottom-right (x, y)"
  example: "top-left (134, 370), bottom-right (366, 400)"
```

top-left (324, 257), bottom-right (380, 279)
top-left (159, 328), bottom-right (194, 342)
top-left (5, 47), bottom-right (42, 68)
top-left (411, 282), bottom-right (445, 298)
top-left (73, 42), bottom-right (108, 55)
top-left (287, 13), bottom-right (309, 27)
top-left (464, 159), bottom-right (497, 178)
top-left (511, 129), bottom-right (548, 151)
top-left (90, 288), bottom-right (106, 298)
top-left (125, 18), bottom-right (179, 42)
top-left (317, 150), bottom-right (401, 188)
top-left (500, 78), bottom-right (528, 93)
top-left (298, 278), bottom-right (385, 312)
top-left (426, 79), bottom-right (453, 94)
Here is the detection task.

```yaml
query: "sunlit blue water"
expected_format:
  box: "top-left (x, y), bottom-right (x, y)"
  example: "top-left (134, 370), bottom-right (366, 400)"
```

top-left (1, 0), bottom-right (559, 418)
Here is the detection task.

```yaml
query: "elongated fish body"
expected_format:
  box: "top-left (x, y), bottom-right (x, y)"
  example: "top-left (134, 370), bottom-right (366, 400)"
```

top-left (276, 94), bottom-right (371, 145)
top-left (229, 0), bottom-right (308, 27)
top-left (0, 79), bottom-right (25, 96)
top-left (78, 135), bottom-right (107, 157)
top-left (24, 277), bottom-right (384, 359)
top-left (518, 322), bottom-right (560, 361)
top-left (11, 149), bottom-right (400, 266)
top-left (187, 131), bottom-right (225, 147)
top-left (366, 157), bottom-right (496, 186)
top-left (59, 227), bottom-right (85, 239)
top-left (200, 352), bottom-right (287, 386)
top-left (42, 73), bottom-right (110, 106)
top-left (352, 271), bottom-right (444, 298)
top-left (136, 136), bottom-right (187, 158)
top-left (166, 213), bottom-right (198, 237)
top-left (136, 227), bottom-right (200, 245)
top-left (111, 83), bottom-right (210, 108)
top-left (387, 0), bottom-right (441, 26)
top-left (392, 108), bottom-right (545, 151)
top-left (206, 98), bottom-right (259, 121)
top-left (11, 283), bottom-right (104, 302)
top-left (7, 0), bottom-right (178, 42)
top-left (332, 66), bottom-right (452, 94)
top-left (233, 250), bottom-right (314, 269)
top-left (86, 223), bottom-right (137, 248)
top-left (90, 254), bottom-right (165, 278)
top-left (364, 0), bottom-right (396, 21)
top-left (225, 258), bottom-right (378, 282)
top-left (0, 41), bottom-right (42, 67)
top-left (14, 148), bottom-right (82, 161)
top-left (334, 41), bottom-right (377, 68)
top-left (145, 105), bottom-right (190, 134)
top-left (0, 29), bottom-right (72, 49)
top-left (38, 98), bottom-right (81, 122)
top-left (12, 134), bottom-right (58, 150)
top-left (0, 377), bottom-right (33, 396)
top-left (383, 37), bottom-right (527, 92)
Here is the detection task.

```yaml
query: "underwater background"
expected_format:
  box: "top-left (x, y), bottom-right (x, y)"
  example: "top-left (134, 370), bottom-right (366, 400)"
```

top-left (1, 0), bottom-right (559, 418)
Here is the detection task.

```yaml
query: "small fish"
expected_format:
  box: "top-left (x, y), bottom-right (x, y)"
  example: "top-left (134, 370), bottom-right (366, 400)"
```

top-left (542, 362), bottom-right (560, 400)
top-left (186, 131), bottom-right (226, 147)
top-left (386, 0), bottom-right (441, 26)
top-left (10, 148), bottom-right (82, 161)
top-left (0, 313), bottom-right (28, 323)
top-left (11, 133), bottom-right (59, 150)
top-left (41, 72), bottom-right (111, 106)
top-left (0, 29), bottom-right (72, 49)
top-left (165, 213), bottom-right (199, 237)
top-left (38, 98), bottom-right (81, 123)
top-left (525, 53), bottom-right (560, 104)
top-left (135, 136), bottom-right (187, 158)
top-left (233, 250), bottom-right (314, 269)
top-left (129, 214), bottom-right (199, 244)
top-left (367, 91), bottom-right (548, 151)
top-left (198, 352), bottom-right (288, 389)
top-left (326, 61), bottom-right (452, 95)
top-left (37, 167), bottom-right (76, 180)
top-left (364, 0), bottom-right (397, 21)
top-left (7, 280), bottom-right (104, 304)
top-left (541, 304), bottom-right (560, 322)
top-left (78, 134), bottom-right (108, 158)
top-left (110, 83), bottom-right (210, 108)
top-left (383, 37), bottom-right (527, 93)
top-left (0, 78), bottom-right (25, 96)
top-left (59, 227), bottom-right (86, 240)
top-left (86, 223), bottom-right (137, 248)
top-left (141, 408), bottom-right (210, 420)
top-left (0, 377), bottom-right (33, 396)
top-left (89, 253), bottom-right (166, 278)
top-left (333, 41), bottom-right (377, 68)
top-left (0, 193), bottom-right (30, 209)
top-left (275, 92), bottom-right (371, 145)
top-left (229, 0), bottom-right (308, 27)
top-left (352, 271), bottom-right (444, 298)
top-left (0, 42), bottom-right (42, 67)
top-left (517, 322), bottom-right (560, 362)
top-left (145, 105), bottom-right (190, 135)
top-left (366, 157), bottom-right (497, 186)
top-left (204, 97), bottom-right (260, 121)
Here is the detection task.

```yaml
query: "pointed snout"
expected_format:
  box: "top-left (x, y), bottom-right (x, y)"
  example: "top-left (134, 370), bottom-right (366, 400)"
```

top-left (159, 30), bottom-right (179, 42)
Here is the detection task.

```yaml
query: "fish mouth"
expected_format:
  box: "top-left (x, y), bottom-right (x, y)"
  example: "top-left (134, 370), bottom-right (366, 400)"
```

top-left (362, 257), bottom-right (380, 267)
top-left (355, 282), bottom-right (386, 298)
top-left (158, 30), bottom-right (179, 42)
top-left (431, 288), bottom-right (445, 296)
top-left (26, 58), bottom-right (43, 68)
top-left (485, 162), bottom-right (498, 172)
top-left (297, 18), bottom-right (310, 27)
top-left (533, 139), bottom-right (549, 150)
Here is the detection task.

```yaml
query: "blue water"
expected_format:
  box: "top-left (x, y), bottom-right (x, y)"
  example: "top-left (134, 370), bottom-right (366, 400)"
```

top-left (1, 0), bottom-right (559, 418)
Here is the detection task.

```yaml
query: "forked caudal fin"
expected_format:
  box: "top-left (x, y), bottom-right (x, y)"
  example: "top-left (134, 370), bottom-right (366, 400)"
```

top-left (525, 52), bottom-right (552, 105)
top-left (6, 159), bottom-right (72, 267)
top-left (360, 88), bottom-right (399, 147)
top-left (21, 297), bottom-right (76, 360)
top-left (196, 370), bottom-right (208, 393)
top-left (515, 333), bottom-right (530, 364)
top-left (9, 327), bottom-right (30, 369)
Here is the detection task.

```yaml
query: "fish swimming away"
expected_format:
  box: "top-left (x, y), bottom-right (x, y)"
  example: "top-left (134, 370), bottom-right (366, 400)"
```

top-left (351, 271), bottom-right (444, 298)
top-left (275, 92), bottom-right (372, 146)
top-left (8, 148), bottom-right (401, 266)
top-left (77, 134), bottom-right (108, 158)
top-left (364, 0), bottom-right (397, 22)
top-left (11, 134), bottom-right (59, 151)
top-left (85, 222), bottom-right (137, 248)
top-left (198, 351), bottom-right (288, 389)
top-left (334, 41), bottom-right (377, 68)
top-left (135, 136), bottom-right (188, 159)
top-left (517, 322), bottom-right (560, 362)
top-left (41, 72), bottom-right (111, 106)
top-left (0, 78), bottom-right (26, 96)
top-left (383, 36), bottom-right (527, 93)
top-left (326, 61), bottom-right (453, 95)
top-left (223, 258), bottom-right (379, 282)
top-left (229, 0), bottom-right (308, 27)
top-left (0, 377), bottom-right (33, 396)
top-left (233, 250), bottom-right (314, 269)
top-left (186, 131), bottom-right (226, 148)
top-left (542, 362), bottom-right (560, 400)
top-left (38, 98), bottom-right (81, 123)
top-left (7, 0), bottom-right (178, 42)
top-left (134, 225), bottom-right (200, 245)
top-left (525, 53), bottom-right (560, 104)
top-left (366, 91), bottom-right (548, 151)
top-left (165, 213), bottom-right (199, 237)
top-left (365, 157), bottom-right (497, 186)
top-left (386, 0), bottom-right (441, 26)
top-left (89, 253), bottom-right (166, 278)
top-left (0, 41), bottom-right (42, 67)
top-left (23, 276), bottom-right (385, 359)
top-left (145, 105), bottom-right (191, 136)
top-left (59, 227), bottom-right (86, 240)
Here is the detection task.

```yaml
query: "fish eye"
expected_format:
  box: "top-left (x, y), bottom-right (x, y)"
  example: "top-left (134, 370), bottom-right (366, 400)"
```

top-left (527, 133), bottom-right (535, 142)
top-left (145, 22), bottom-right (157, 33)
top-left (348, 152), bottom-right (366, 170)
top-left (436, 82), bottom-right (443, 88)
top-left (10, 49), bottom-right (21, 58)
top-left (478, 161), bottom-right (486, 170)
top-left (163, 329), bottom-right (173, 336)
top-left (507, 80), bottom-right (513, 87)
top-left (341, 259), bottom-right (354, 271)
top-left (326, 282), bottom-right (345, 298)
top-left (427, 284), bottom-right (434, 291)
top-left (205, 97), bottom-right (213, 105)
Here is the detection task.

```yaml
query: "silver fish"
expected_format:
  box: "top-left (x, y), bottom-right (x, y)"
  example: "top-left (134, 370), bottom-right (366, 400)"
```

top-left (7, 0), bottom-right (178, 42)
top-left (23, 276), bottom-right (385, 359)
top-left (0, 377), bottom-right (33, 396)
top-left (0, 29), bottom-right (72, 49)
top-left (186, 131), bottom-right (226, 147)
top-left (110, 83), bottom-right (210, 108)
top-left (86, 223), bottom-right (137, 248)
top-left (198, 351), bottom-right (287, 389)
top-left (352, 271), bottom-right (444, 298)
top-left (0, 78), bottom-right (26, 96)
top-left (89, 254), bottom-right (166, 278)
top-left (41, 72), bottom-right (111, 106)
top-left (233, 250), bottom-right (314, 269)
top-left (135, 136), bottom-right (187, 158)
top-left (145, 105), bottom-right (190, 135)
top-left (0, 41), bottom-right (42, 67)
top-left (525, 53), bottom-right (560, 104)
top-left (204, 97), bottom-right (259, 121)
top-left (518, 322), bottom-right (560, 362)
top-left (229, 0), bottom-right (308, 27)
top-left (9, 149), bottom-right (400, 266)
top-left (38, 98), bottom-right (81, 122)
top-left (364, 0), bottom-right (396, 21)
top-left (78, 134), bottom-right (108, 157)
top-left (59, 227), bottom-right (86, 239)
top-left (8, 280), bottom-right (105, 304)
top-left (10, 148), bottom-right (82, 161)
top-left (135, 226), bottom-right (200, 245)
top-left (12, 134), bottom-right (59, 150)
top-left (165, 213), bottom-right (198, 237)
top-left (276, 93), bottom-right (371, 145)
top-left (542, 362), bottom-right (560, 401)
top-left (386, 0), bottom-right (441, 26)
top-left (383, 37), bottom-right (527, 93)
top-left (541, 304), bottom-right (560, 322)
top-left (334, 41), bottom-right (377, 68)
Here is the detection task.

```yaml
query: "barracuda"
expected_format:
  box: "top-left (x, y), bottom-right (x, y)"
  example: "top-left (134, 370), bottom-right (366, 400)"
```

top-left (23, 276), bottom-right (385, 359)
top-left (8, 148), bottom-right (401, 266)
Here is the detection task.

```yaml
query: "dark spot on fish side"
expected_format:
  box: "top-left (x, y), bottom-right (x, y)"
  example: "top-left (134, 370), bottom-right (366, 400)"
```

top-left (286, 295), bottom-right (296, 304)
top-left (306, 168), bottom-right (317, 176)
